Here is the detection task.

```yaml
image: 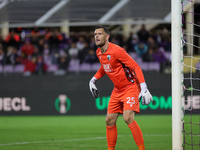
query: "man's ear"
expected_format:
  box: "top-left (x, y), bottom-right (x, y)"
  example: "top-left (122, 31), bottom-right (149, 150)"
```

top-left (106, 34), bottom-right (110, 41)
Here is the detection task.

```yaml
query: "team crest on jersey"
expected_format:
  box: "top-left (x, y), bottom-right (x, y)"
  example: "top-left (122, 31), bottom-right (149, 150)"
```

top-left (107, 55), bottom-right (111, 61)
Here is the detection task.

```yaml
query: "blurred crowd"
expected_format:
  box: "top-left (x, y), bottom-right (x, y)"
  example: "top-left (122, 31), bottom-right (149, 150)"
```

top-left (0, 25), bottom-right (171, 76)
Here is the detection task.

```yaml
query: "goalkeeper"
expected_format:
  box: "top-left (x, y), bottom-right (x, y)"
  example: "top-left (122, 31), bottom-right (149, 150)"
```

top-left (89, 25), bottom-right (153, 150)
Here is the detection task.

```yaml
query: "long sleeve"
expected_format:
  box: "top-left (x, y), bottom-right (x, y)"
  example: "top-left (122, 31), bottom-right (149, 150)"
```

top-left (94, 65), bottom-right (106, 80)
top-left (115, 48), bottom-right (145, 84)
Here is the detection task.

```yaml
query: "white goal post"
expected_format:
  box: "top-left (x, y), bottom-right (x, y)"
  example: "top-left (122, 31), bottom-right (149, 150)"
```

top-left (171, 0), bottom-right (183, 149)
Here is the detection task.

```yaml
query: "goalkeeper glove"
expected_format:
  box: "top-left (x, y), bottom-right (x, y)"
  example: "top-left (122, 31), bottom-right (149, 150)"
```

top-left (89, 77), bottom-right (99, 98)
top-left (139, 82), bottom-right (153, 105)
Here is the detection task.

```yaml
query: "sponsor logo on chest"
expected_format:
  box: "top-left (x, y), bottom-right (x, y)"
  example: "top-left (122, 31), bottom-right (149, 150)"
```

top-left (100, 54), bottom-right (113, 72)
top-left (103, 64), bottom-right (113, 72)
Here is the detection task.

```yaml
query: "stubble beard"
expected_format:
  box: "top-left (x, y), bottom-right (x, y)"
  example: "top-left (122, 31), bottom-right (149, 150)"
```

top-left (96, 40), bottom-right (105, 48)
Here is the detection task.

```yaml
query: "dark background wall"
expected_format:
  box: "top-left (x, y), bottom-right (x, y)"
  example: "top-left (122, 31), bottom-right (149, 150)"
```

top-left (0, 72), bottom-right (176, 115)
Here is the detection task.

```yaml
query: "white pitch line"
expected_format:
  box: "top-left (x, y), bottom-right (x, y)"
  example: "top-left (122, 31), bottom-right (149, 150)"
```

top-left (0, 134), bottom-right (171, 146)
top-left (0, 137), bottom-right (107, 146)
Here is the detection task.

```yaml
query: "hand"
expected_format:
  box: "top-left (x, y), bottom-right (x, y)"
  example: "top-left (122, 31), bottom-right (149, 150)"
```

top-left (89, 77), bottom-right (99, 98)
top-left (139, 83), bottom-right (153, 105)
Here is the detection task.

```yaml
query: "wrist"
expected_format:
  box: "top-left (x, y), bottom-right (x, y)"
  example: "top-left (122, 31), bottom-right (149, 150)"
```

top-left (91, 77), bottom-right (97, 83)
top-left (140, 82), bottom-right (147, 91)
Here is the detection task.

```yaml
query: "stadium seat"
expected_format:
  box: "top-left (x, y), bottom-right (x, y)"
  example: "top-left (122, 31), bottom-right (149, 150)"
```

top-left (80, 63), bottom-right (91, 72)
top-left (14, 64), bottom-right (25, 73)
top-left (3, 65), bottom-right (14, 73)
top-left (139, 62), bottom-right (149, 71)
top-left (0, 65), bottom-right (3, 74)
top-left (135, 57), bottom-right (143, 64)
top-left (196, 61), bottom-right (200, 70)
top-left (129, 52), bottom-right (137, 60)
top-left (164, 51), bottom-right (171, 61)
top-left (91, 63), bottom-right (101, 71)
top-left (47, 64), bottom-right (58, 72)
top-left (68, 59), bottom-right (80, 72)
top-left (148, 62), bottom-right (160, 72)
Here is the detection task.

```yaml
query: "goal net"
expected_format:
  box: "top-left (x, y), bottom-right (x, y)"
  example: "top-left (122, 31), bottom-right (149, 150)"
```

top-left (181, 0), bottom-right (200, 149)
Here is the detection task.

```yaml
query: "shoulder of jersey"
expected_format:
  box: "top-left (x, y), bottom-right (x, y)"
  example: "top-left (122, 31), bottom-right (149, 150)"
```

top-left (96, 43), bottom-right (123, 55)
top-left (96, 47), bottom-right (101, 55)
top-left (110, 43), bottom-right (124, 52)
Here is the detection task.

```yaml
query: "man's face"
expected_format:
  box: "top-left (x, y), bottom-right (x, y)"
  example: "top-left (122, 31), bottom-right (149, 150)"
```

top-left (94, 28), bottom-right (109, 47)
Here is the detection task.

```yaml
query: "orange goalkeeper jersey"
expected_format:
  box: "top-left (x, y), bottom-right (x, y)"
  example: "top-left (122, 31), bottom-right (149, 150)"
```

top-left (94, 42), bottom-right (145, 90)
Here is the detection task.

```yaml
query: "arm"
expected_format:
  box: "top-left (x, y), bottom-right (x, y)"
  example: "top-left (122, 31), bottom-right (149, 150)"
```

top-left (115, 48), bottom-right (153, 105)
top-left (94, 65), bottom-right (106, 80)
top-left (89, 65), bottom-right (106, 98)
top-left (115, 48), bottom-right (145, 84)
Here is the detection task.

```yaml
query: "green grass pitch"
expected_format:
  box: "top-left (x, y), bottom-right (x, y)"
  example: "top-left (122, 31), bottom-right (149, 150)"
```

top-left (0, 115), bottom-right (198, 150)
